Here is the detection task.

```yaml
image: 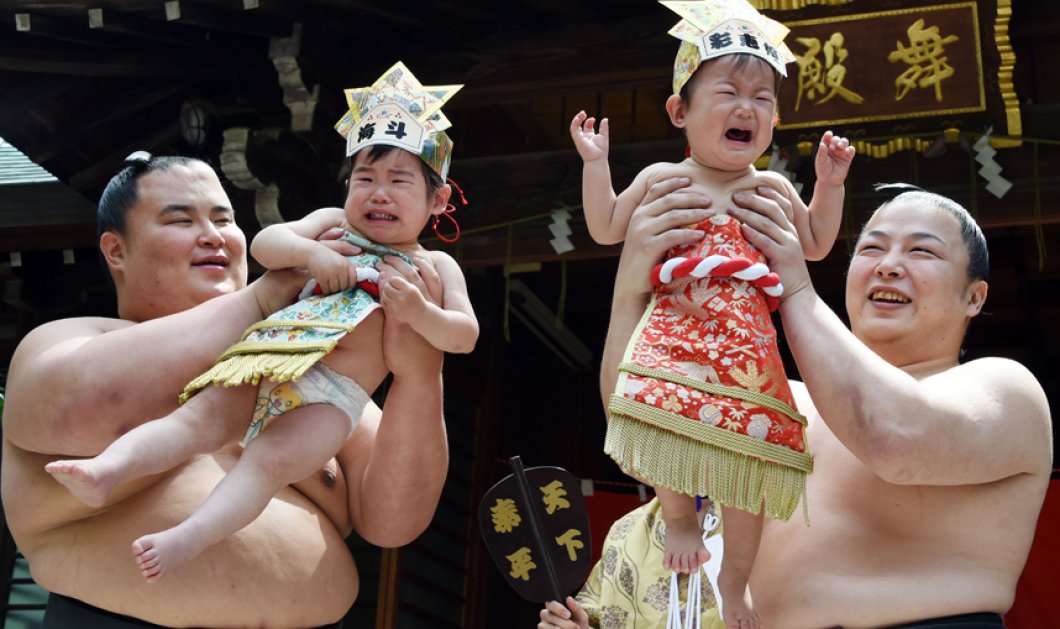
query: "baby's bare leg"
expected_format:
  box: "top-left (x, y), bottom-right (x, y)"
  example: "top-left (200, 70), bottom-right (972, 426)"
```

top-left (717, 506), bottom-right (764, 629)
top-left (658, 486), bottom-right (711, 573)
top-left (132, 403), bottom-right (350, 582)
top-left (45, 385), bottom-right (255, 507)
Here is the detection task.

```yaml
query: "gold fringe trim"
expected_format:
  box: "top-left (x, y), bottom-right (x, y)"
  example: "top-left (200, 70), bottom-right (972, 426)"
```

top-left (798, 137), bottom-right (935, 160)
top-left (994, 0), bottom-right (1021, 139)
top-left (180, 317), bottom-right (361, 402)
top-left (180, 344), bottom-right (335, 403)
top-left (750, 0), bottom-right (849, 10)
top-left (609, 396), bottom-right (813, 472)
top-left (606, 397), bottom-right (811, 524)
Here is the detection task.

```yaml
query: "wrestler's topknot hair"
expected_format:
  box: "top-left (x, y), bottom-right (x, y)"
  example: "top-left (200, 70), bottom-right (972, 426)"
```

top-left (97, 152), bottom-right (203, 244)
top-left (868, 183), bottom-right (989, 283)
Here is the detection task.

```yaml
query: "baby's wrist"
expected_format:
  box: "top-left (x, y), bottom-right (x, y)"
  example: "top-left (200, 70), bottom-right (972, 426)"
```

top-left (814, 177), bottom-right (846, 190)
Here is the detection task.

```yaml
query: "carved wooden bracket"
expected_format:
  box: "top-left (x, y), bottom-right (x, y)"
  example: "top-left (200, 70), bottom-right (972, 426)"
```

top-left (269, 23), bottom-right (319, 133)
top-left (219, 127), bottom-right (283, 227)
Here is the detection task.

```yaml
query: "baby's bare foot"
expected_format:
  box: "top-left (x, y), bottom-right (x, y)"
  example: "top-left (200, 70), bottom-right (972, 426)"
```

top-left (663, 517), bottom-right (711, 573)
top-left (44, 460), bottom-right (116, 508)
top-left (720, 597), bottom-right (762, 629)
top-left (719, 572), bottom-right (762, 629)
top-left (131, 529), bottom-right (206, 583)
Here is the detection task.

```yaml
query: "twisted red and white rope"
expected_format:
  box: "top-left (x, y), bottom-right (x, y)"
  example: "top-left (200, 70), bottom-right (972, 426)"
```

top-left (652, 255), bottom-right (784, 311)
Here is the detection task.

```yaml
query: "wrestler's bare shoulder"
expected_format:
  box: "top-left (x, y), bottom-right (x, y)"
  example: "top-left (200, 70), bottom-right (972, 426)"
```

top-left (943, 355), bottom-right (1044, 389)
top-left (12, 316), bottom-right (130, 355)
top-left (5, 317), bottom-right (132, 435)
top-left (930, 357), bottom-right (1049, 419)
top-left (6, 317), bottom-right (131, 413)
top-left (945, 357), bottom-right (1051, 452)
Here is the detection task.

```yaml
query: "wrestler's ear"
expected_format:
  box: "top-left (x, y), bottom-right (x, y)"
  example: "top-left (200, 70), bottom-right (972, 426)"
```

top-left (99, 230), bottom-right (127, 273)
top-left (965, 279), bottom-right (988, 318)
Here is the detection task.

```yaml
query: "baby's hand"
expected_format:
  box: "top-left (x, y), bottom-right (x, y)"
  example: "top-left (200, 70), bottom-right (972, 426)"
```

top-left (570, 110), bottom-right (609, 163)
top-left (815, 130), bottom-right (855, 187)
top-left (379, 272), bottom-right (427, 326)
top-left (306, 246), bottom-right (358, 295)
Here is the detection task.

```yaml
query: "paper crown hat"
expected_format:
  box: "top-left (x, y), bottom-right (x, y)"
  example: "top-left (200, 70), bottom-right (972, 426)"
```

top-left (334, 62), bottom-right (462, 181)
top-left (661, 0), bottom-right (796, 95)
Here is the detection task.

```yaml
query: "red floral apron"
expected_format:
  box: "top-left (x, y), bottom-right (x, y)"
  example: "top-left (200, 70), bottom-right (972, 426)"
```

top-left (605, 215), bottom-right (812, 522)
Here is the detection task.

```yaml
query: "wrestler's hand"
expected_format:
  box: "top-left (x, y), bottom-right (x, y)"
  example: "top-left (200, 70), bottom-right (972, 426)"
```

top-left (539, 597), bottom-right (590, 629)
top-left (730, 186), bottom-right (812, 302)
top-left (251, 268), bottom-right (311, 317)
top-left (378, 252), bottom-right (443, 379)
top-left (378, 258), bottom-right (430, 328)
top-left (616, 177), bottom-right (714, 301)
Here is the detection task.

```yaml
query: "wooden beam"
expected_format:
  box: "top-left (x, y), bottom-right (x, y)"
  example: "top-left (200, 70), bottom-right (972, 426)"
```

top-left (85, 6), bottom-right (218, 51)
top-left (426, 12), bottom-right (673, 103)
top-left (67, 122), bottom-right (182, 194)
top-left (260, 0), bottom-right (421, 29)
top-left (0, 45), bottom-right (242, 78)
top-left (0, 74), bottom-right (88, 122)
top-left (160, 0), bottom-right (292, 38)
top-left (7, 12), bottom-right (124, 48)
top-left (0, 223), bottom-right (96, 252)
top-left (31, 81), bottom-right (189, 163)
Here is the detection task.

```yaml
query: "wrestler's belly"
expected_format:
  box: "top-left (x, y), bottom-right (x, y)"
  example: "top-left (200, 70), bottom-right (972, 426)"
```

top-left (752, 533), bottom-right (1015, 628)
top-left (750, 453), bottom-right (1030, 628)
top-left (16, 446), bottom-right (358, 628)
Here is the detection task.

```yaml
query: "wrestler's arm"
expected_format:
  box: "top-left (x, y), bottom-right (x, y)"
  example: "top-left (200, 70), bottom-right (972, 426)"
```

top-left (599, 177), bottom-right (713, 405)
top-left (3, 273), bottom-right (305, 456)
top-left (338, 254), bottom-right (447, 546)
top-left (732, 188), bottom-right (1052, 486)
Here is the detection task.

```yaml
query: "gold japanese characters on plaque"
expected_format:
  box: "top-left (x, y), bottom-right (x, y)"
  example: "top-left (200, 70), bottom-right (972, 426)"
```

top-left (479, 460), bottom-right (592, 602)
top-left (771, 1), bottom-right (1019, 149)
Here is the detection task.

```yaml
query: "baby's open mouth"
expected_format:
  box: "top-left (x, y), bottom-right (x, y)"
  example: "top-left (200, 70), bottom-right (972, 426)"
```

top-left (725, 129), bottom-right (752, 142)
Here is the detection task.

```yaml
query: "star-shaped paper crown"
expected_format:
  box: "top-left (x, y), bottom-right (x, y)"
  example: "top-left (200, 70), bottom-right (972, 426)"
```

top-left (662, 0), bottom-right (796, 95)
top-left (334, 62), bottom-right (462, 180)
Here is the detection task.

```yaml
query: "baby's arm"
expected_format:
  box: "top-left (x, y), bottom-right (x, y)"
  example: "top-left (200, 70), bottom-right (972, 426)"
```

top-left (791, 130), bottom-right (855, 261)
top-left (250, 207), bottom-right (356, 293)
top-left (572, 111), bottom-right (649, 245)
top-left (379, 251), bottom-right (479, 354)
